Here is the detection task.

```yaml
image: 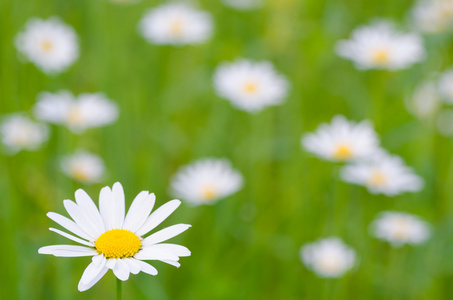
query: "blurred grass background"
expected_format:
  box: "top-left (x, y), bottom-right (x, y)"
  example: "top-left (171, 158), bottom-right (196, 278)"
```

top-left (1, 0), bottom-right (453, 299)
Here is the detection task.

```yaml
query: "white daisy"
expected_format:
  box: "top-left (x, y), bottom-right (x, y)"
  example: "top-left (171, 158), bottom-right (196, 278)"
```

top-left (213, 59), bottom-right (289, 112)
top-left (1, 114), bottom-right (49, 154)
top-left (438, 69), bottom-right (453, 103)
top-left (411, 0), bottom-right (453, 33)
top-left (139, 3), bottom-right (213, 46)
top-left (335, 21), bottom-right (425, 70)
top-left (34, 90), bottom-right (119, 134)
top-left (406, 81), bottom-right (441, 120)
top-left (170, 158), bottom-right (243, 205)
top-left (39, 182), bottom-right (191, 292)
top-left (340, 150), bottom-right (424, 196)
top-left (15, 17), bottom-right (79, 74)
top-left (222, 0), bottom-right (262, 10)
top-left (301, 115), bottom-right (379, 162)
top-left (370, 211), bottom-right (430, 247)
top-left (300, 237), bottom-right (356, 278)
top-left (61, 151), bottom-right (106, 184)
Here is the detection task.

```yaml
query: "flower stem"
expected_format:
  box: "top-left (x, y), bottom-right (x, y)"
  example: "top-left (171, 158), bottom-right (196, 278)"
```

top-left (116, 278), bottom-right (122, 300)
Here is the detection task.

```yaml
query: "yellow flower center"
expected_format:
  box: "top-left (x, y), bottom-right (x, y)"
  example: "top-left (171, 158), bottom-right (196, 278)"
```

top-left (71, 166), bottom-right (89, 181)
top-left (170, 20), bottom-right (183, 35)
top-left (243, 82), bottom-right (258, 94)
top-left (201, 185), bottom-right (218, 201)
top-left (41, 40), bottom-right (54, 53)
top-left (333, 144), bottom-right (353, 160)
top-left (393, 219), bottom-right (409, 239)
top-left (371, 49), bottom-right (390, 65)
top-left (95, 229), bottom-right (141, 259)
top-left (368, 171), bottom-right (387, 187)
top-left (67, 107), bottom-right (84, 125)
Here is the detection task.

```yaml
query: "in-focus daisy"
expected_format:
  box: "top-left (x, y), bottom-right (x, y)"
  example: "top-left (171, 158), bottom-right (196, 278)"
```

top-left (370, 211), bottom-right (430, 247)
top-left (61, 151), bottom-right (106, 184)
top-left (335, 21), bottom-right (425, 70)
top-left (170, 158), bottom-right (243, 205)
top-left (300, 237), bottom-right (356, 278)
top-left (222, 0), bottom-right (262, 10)
top-left (213, 59), bottom-right (289, 112)
top-left (406, 81), bottom-right (441, 120)
top-left (1, 114), bottom-right (49, 154)
top-left (411, 0), bottom-right (453, 33)
top-left (438, 69), bottom-right (453, 103)
top-left (139, 3), bottom-right (213, 45)
top-left (34, 90), bottom-right (119, 134)
top-left (340, 150), bottom-right (424, 196)
top-left (301, 115), bottom-right (379, 162)
top-left (39, 182), bottom-right (191, 292)
top-left (15, 17), bottom-right (79, 74)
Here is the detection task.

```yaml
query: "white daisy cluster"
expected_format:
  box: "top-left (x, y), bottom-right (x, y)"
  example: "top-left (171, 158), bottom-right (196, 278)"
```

top-left (336, 21), bottom-right (425, 70)
top-left (370, 211), bottom-right (430, 247)
top-left (302, 115), bottom-right (424, 197)
top-left (39, 182), bottom-right (191, 291)
top-left (410, 0), bottom-right (453, 33)
top-left (213, 59), bottom-right (289, 113)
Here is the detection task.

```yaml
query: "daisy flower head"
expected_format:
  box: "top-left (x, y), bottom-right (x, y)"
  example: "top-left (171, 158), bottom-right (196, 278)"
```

top-left (438, 69), bottom-right (453, 103)
top-left (222, 0), bottom-right (262, 10)
top-left (61, 151), bottom-right (106, 184)
top-left (39, 182), bottom-right (191, 292)
top-left (301, 115), bottom-right (379, 162)
top-left (139, 3), bottom-right (213, 46)
top-left (15, 17), bottom-right (79, 74)
top-left (370, 211), bottom-right (430, 247)
top-left (300, 237), bottom-right (356, 278)
top-left (335, 21), bottom-right (425, 70)
top-left (340, 150), bottom-right (424, 196)
top-left (411, 0), bottom-right (453, 33)
top-left (213, 59), bottom-right (289, 113)
top-left (34, 90), bottom-right (119, 134)
top-left (170, 158), bottom-right (243, 205)
top-left (1, 114), bottom-right (49, 154)
top-left (406, 81), bottom-right (441, 120)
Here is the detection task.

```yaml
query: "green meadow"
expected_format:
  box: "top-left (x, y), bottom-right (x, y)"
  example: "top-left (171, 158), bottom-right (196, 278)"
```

top-left (1, 0), bottom-right (453, 299)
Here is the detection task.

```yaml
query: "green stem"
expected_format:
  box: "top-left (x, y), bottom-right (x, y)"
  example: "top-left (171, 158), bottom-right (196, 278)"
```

top-left (116, 278), bottom-right (122, 300)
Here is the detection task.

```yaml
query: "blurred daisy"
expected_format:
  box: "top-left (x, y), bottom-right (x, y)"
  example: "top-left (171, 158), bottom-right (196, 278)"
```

top-left (411, 0), bottom-right (453, 33)
top-left (213, 59), bottom-right (289, 112)
top-left (301, 115), bottom-right (379, 162)
top-left (340, 151), bottom-right (424, 196)
top-left (438, 69), bottom-right (453, 103)
top-left (170, 158), bottom-right (243, 205)
top-left (222, 0), bottom-right (262, 10)
top-left (300, 237), bottom-right (356, 278)
top-left (436, 109), bottom-right (453, 136)
top-left (34, 90), bottom-right (119, 134)
top-left (39, 182), bottom-right (191, 292)
top-left (406, 81), bottom-right (441, 120)
top-left (335, 21), bottom-right (425, 70)
top-left (15, 17), bottom-right (79, 74)
top-left (61, 151), bottom-right (106, 184)
top-left (139, 3), bottom-right (213, 45)
top-left (1, 114), bottom-right (49, 154)
top-left (370, 211), bottom-right (430, 247)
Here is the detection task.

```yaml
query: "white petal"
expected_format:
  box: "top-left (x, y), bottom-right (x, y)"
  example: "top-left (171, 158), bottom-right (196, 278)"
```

top-left (125, 258), bottom-right (141, 275)
top-left (99, 186), bottom-right (114, 230)
top-left (80, 255), bottom-right (106, 285)
top-left (75, 189), bottom-right (105, 233)
top-left (38, 245), bottom-right (97, 257)
top-left (134, 248), bottom-right (180, 261)
top-left (123, 192), bottom-right (155, 232)
top-left (49, 228), bottom-right (93, 246)
top-left (141, 224), bottom-right (191, 246)
top-left (161, 260), bottom-right (181, 268)
top-left (47, 212), bottom-right (94, 241)
top-left (145, 243), bottom-right (191, 257)
top-left (78, 266), bottom-right (108, 292)
top-left (112, 182), bottom-right (125, 229)
top-left (106, 258), bottom-right (117, 269)
top-left (113, 259), bottom-right (130, 281)
top-left (64, 200), bottom-right (102, 238)
top-left (133, 259), bottom-right (158, 275)
top-left (135, 200), bottom-right (181, 236)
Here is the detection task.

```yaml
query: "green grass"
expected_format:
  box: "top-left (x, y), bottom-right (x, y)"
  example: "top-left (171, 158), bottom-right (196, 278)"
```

top-left (1, 0), bottom-right (453, 299)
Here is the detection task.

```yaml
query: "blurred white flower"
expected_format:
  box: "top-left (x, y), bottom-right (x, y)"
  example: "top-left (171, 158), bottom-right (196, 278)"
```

top-left (1, 114), bottom-right (49, 154)
top-left (222, 0), bottom-right (262, 10)
top-left (406, 81), bottom-right (441, 120)
top-left (340, 151), bottom-right (424, 196)
top-left (301, 115), bottom-right (379, 162)
top-left (61, 151), bottom-right (106, 184)
top-left (411, 0), bottom-right (453, 33)
top-left (34, 90), bottom-right (119, 134)
top-left (139, 3), bottom-right (213, 45)
top-left (436, 109), bottom-right (453, 136)
top-left (336, 21), bottom-right (425, 70)
top-left (301, 237), bottom-right (356, 278)
top-left (39, 182), bottom-right (191, 292)
top-left (213, 59), bottom-right (289, 112)
top-left (170, 158), bottom-right (243, 205)
top-left (370, 211), bottom-right (430, 247)
top-left (15, 17), bottom-right (79, 74)
top-left (438, 69), bottom-right (453, 103)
